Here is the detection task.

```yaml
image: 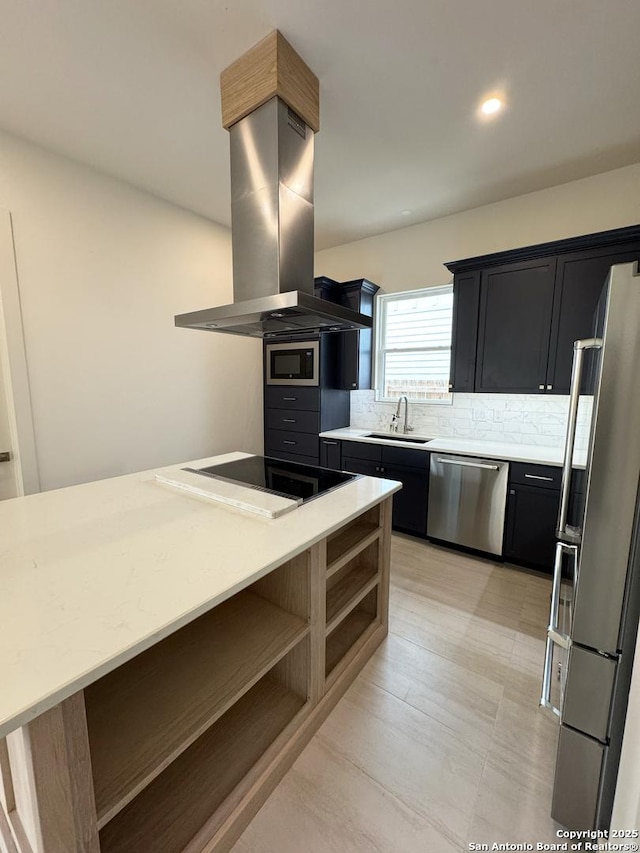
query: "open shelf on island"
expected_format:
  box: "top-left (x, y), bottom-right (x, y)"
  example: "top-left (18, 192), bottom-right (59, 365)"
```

top-left (326, 506), bottom-right (381, 578)
top-left (325, 586), bottom-right (379, 678)
top-left (98, 672), bottom-right (306, 853)
top-left (85, 589), bottom-right (308, 827)
top-left (325, 539), bottom-right (379, 635)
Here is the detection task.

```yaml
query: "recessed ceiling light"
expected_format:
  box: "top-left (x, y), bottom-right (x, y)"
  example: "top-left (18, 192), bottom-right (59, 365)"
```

top-left (481, 97), bottom-right (503, 115)
top-left (400, 209), bottom-right (413, 216)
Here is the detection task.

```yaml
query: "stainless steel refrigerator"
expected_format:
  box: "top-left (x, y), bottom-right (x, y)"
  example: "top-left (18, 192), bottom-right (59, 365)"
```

top-left (541, 260), bottom-right (640, 829)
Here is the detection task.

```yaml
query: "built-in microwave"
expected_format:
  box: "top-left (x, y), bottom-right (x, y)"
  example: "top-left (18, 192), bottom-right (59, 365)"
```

top-left (266, 341), bottom-right (319, 386)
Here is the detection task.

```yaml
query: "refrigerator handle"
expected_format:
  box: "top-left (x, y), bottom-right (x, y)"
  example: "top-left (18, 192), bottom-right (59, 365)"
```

top-left (540, 541), bottom-right (578, 718)
top-left (556, 337), bottom-right (602, 538)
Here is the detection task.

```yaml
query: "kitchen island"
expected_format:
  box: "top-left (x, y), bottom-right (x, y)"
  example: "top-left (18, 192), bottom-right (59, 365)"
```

top-left (0, 452), bottom-right (399, 853)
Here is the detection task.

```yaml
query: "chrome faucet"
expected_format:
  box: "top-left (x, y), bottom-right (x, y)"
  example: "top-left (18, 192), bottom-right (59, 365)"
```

top-left (390, 395), bottom-right (413, 433)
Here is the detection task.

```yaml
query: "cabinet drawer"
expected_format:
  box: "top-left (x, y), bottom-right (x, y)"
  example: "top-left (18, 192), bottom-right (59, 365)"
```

top-left (266, 449), bottom-right (319, 466)
top-left (264, 387), bottom-right (320, 411)
top-left (510, 462), bottom-right (561, 490)
top-left (265, 429), bottom-right (319, 459)
top-left (342, 457), bottom-right (381, 478)
top-left (381, 445), bottom-right (430, 470)
top-left (340, 441), bottom-right (382, 463)
top-left (265, 408), bottom-right (319, 434)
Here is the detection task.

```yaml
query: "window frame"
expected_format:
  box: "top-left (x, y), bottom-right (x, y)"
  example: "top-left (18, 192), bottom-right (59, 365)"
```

top-left (374, 284), bottom-right (454, 405)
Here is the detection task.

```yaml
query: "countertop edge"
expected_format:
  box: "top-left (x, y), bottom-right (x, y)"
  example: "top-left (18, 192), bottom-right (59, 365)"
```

top-left (320, 428), bottom-right (586, 469)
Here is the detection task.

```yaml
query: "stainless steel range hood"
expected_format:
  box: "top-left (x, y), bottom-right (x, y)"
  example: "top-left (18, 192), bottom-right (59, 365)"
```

top-left (174, 32), bottom-right (372, 339)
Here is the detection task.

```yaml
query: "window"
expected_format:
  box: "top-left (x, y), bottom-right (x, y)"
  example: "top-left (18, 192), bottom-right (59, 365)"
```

top-left (375, 285), bottom-right (453, 403)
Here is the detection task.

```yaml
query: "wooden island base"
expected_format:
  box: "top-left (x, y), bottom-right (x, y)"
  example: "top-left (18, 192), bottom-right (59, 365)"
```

top-left (0, 498), bottom-right (392, 853)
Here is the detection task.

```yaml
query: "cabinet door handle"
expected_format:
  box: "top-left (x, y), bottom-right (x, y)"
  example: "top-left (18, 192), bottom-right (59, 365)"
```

top-left (538, 384), bottom-right (545, 390)
top-left (283, 397), bottom-right (297, 401)
top-left (283, 440), bottom-right (297, 446)
top-left (323, 440), bottom-right (339, 445)
top-left (282, 418), bottom-right (296, 423)
top-left (524, 474), bottom-right (554, 482)
top-left (547, 384), bottom-right (553, 391)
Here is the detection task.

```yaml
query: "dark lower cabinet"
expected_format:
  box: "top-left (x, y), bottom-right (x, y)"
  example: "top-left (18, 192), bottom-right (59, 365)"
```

top-left (341, 455), bottom-right (381, 478)
top-left (319, 438), bottom-right (341, 470)
top-left (340, 441), bottom-right (429, 537)
top-left (382, 463), bottom-right (428, 537)
top-left (334, 439), bottom-right (586, 570)
top-left (267, 449), bottom-right (320, 466)
top-left (504, 484), bottom-right (560, 572)
top-left (504, 462), bottom-right (585, 572)
top-left (263, 354), bottom-right (350, 466)
top-left (264, 429), bottom-right (319, 460)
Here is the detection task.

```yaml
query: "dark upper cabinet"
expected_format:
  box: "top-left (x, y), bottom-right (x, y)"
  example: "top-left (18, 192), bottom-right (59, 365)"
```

top-left (445, 224), bottom-right (640, 395)
top-left (338, 279), bottom-right (380, 391)
top-left (547, 243), bottom-right (640, 393)
top-left (449, 271), bottom-right (480, 392)
top-left (476, 258), bottom-right (557, 393)
top-left (314, 277), bottom-right (380, 390)
top-left (313, 276), bottom-right (343, 304)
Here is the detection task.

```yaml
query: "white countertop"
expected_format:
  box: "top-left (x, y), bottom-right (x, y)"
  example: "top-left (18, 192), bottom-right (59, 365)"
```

top-left (0, 451), bottom-right (400, 739)
top-left (320, 427), bottom-right (587, 468)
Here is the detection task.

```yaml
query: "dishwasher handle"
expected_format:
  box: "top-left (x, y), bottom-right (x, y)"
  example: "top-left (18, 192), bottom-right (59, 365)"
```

top-left (434, 457), bottom-right (500, 471)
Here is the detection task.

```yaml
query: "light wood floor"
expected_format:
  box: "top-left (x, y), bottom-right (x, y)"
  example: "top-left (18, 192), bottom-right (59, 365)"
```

top-left (232, 535), bottom-right (562, 852)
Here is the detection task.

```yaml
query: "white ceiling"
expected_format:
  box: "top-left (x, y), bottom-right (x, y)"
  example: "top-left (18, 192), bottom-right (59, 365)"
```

top-left (1, 0), bottom-right (639, 249)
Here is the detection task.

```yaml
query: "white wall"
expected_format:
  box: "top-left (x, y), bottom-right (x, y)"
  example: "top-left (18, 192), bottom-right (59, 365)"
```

top-left (315, 163), bottom-right (640, 290)
top-left (0, 131), bottom-right (262, 491)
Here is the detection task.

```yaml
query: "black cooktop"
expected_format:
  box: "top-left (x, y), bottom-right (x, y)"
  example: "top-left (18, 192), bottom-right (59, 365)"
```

top-left (184, 455), bottom-right (357, 504)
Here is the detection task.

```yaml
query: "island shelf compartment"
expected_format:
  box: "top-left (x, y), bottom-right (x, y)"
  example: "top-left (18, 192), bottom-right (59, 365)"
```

top-left (325, 586), bottom-right (379, 679)
top-left (86, 555), bottom-right (312, 828)
top-left (325, 540), bottom-right (380, 635)
top-left (325, 505), bottom-right (381, 578)
top-left (98, 644), bottom-right (309, 853)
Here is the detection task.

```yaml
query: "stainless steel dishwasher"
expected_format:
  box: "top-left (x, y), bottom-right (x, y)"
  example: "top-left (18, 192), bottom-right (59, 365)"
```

top-left (427, 454), bottom-right (509, 556)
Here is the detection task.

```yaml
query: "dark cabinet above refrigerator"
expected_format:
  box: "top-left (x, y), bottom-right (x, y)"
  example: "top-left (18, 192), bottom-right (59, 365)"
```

top-left (446, 224), bottom-right (640, 394)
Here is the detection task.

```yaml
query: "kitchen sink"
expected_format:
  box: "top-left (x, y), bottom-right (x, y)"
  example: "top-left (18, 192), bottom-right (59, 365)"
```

top-left (365, 433), bottom-right (430, 444)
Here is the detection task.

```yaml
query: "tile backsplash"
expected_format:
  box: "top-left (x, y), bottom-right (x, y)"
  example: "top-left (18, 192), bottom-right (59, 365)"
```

top-left (349, 391), bottom-right (593, 451)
